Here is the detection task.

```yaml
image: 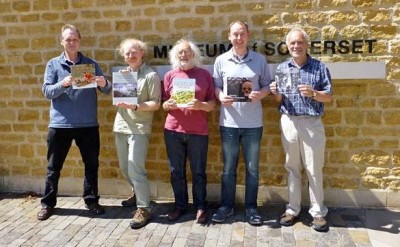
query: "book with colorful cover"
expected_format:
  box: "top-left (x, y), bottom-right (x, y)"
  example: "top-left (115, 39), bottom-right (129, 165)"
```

top-left (171, 78), bottom-right (195, 108)
top-left (71, 64), bottom-right (96, 89)
top-left (112, 71), bottom-right (138, 105)
top-left (274, 67), bottom-right (301, 94)
top-left (223, 77), bottom-right (252, 102)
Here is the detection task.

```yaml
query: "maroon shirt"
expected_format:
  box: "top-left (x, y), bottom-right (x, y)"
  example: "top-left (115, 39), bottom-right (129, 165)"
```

top-left (162, 67), bottom-right (215, 135)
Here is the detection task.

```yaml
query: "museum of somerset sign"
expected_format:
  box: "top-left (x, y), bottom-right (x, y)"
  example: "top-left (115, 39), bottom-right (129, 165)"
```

top-left (153, 39), bottom-right (377, 58)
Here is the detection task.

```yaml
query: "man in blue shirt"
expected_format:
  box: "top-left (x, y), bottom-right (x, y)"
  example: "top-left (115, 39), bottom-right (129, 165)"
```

top-left (212, 20), bottom-right (271, 226)
top-left (37, 24), bottom-right (112, 221)
top-left (270, 28), bottom-right (333, 232)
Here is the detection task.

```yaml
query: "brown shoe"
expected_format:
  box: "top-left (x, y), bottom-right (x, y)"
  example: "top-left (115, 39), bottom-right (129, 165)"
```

top-left (168, 208), bottom-right (186, 221)
top-left (312, 216), bottom-right (329, 232)
top-left (130, 208), bottom-right (151, 229)
top-left (279, 212), bottom-right (298, 226)
top-left (196, 209), bottom-right (208, 224)
top-left (37, 207), bottom-right (54, 221)
top-left (85, 202), bottom-right (105, 215)
top-left (121, 195), bottom-right (136, 207)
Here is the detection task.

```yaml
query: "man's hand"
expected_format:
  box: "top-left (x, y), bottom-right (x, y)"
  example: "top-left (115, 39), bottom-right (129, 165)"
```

top-left (270, 81), bottom-right (279, 95)
top-left (298, 84), bottom-right (314, 98)
top-left (220, 95), bottom-right (234, 106)
top-left (94, 76), bottom-right (107, 88)
top-left (62, 75), bottom-right (74, 88)
top-left (186, 99), bottom-right (202, 110)
top-left (163, 99), bottom-right (178, 111)
top-left (248, 91), bottom-right (262, 101)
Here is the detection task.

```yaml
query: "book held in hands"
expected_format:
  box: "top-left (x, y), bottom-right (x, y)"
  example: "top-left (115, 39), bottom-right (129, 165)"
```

top-left (275, 67), bottom-right (301, 94)
top-left (224, 77), bottom-right (252, 102)
top-left (71, 64), bottom-right (96, 89)
top-left (171, 78), bottom-right (195, 108)
top-left (112, 71), bottom-right (138, 105)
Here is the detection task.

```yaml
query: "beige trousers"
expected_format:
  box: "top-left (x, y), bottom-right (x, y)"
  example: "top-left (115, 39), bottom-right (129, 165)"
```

top-left (280, 114), bottom-right (328, 217)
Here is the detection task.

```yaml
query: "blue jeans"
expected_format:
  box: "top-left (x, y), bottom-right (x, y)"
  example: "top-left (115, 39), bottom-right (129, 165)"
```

top-left (220, 126), bottom-right (263, 209)
top-left (164, 129), bottom-right (208, 210)
top-left (41, 127), bottom-right (100, 207)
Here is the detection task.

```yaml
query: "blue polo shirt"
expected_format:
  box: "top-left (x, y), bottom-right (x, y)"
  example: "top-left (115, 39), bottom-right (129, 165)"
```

top-left (213, 49), bottom-right (272, 128)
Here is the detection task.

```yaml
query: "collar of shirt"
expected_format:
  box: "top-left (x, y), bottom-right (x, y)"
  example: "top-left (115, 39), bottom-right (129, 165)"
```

top-left (60, 52), bottom-right (83, 66)
top-left (228, 49), bottom-right (251, 63)
top-left (288, 54), bottom-right (311, 69)
top-left (126, 62), bottom-right (146, 74)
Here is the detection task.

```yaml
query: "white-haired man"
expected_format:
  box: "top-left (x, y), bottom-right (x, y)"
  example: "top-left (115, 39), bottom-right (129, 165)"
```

top-left (270, 28), bottom-right (333, 232)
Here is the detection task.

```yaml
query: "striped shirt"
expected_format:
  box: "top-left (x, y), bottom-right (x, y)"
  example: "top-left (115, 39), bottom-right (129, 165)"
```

top-left (277, 56), bottom-right (332, 116)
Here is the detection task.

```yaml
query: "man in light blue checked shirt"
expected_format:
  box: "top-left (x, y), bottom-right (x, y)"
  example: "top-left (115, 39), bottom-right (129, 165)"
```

top-left (270, 27), bottom-right (333, 232)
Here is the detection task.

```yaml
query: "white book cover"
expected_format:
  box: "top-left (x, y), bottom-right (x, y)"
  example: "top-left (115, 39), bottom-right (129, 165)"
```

top-left (171, 78), bottom-right (195, 108)
top-left (112, 71), bottom-right (138, 105)
top-left (275, 67), bottom-right (301, 94)
top-left (71, 64), bottom-right (97, 89)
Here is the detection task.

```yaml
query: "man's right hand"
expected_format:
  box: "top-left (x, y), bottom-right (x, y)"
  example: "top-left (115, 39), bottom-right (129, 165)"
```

top-left (270, 81), bottom-right (279, 95)
top-left (220, 95), bottom-right (234, 106)
top-left (62, 75), bottom-right (74, 88)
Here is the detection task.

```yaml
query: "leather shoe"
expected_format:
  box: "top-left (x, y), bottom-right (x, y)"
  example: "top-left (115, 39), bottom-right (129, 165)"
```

top-left (85, 202), bottom-right (105, 215)
top-left (196, 209), bottom-right (208, 224)
top-left (37, 207), bottom-right (54, 221)
top-left (312, 216), bottom-right (329, 232)
top-left (168, 208), bottom-right (186, 221)
top-left (121, 195), bottom-right (136, 207)
top-left (279, 212), bottom-right (298, 226)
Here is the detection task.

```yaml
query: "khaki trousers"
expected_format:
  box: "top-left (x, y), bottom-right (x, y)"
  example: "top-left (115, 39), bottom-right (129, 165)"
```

top-left (280, 114), bottom-right (328, 217)
top-left (115, 132), bottom-right (151, 208)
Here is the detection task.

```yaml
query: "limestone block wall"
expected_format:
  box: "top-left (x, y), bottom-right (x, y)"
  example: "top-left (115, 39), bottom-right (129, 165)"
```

top-left (0, 0), bottom-right (399, 208)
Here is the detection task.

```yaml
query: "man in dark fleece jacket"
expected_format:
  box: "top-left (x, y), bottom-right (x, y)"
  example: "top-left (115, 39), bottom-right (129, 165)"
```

top-left (37, 24), bottom-right (112, 221)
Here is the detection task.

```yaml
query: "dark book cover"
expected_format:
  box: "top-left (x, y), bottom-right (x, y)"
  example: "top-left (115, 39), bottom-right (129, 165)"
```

top-left (224, 77), bottom-right (252, 102)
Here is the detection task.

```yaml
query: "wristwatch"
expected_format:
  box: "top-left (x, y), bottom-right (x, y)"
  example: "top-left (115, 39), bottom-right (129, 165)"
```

top-left (312, 90), bottom-right (317, 98)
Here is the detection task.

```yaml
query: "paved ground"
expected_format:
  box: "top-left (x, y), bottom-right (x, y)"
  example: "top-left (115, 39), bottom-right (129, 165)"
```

top-left (0, 193), bottom-right (399, 247)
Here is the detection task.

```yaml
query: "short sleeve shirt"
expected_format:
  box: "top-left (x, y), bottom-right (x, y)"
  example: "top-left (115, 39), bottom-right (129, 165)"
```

top-left (213, 49), bottom-right (272, 128)
top-left (277, 56), bottom-right (332, 116)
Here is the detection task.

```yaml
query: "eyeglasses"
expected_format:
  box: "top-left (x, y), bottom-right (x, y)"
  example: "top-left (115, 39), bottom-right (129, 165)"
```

top-left (125, 51), bottom-right (139, 57)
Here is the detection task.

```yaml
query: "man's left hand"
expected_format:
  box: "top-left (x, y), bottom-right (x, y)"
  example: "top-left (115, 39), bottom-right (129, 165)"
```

top-left (95, 76), bottom-right (107, 87)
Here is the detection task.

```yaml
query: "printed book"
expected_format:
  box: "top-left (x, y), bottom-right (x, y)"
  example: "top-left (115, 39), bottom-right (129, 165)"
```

top-left (112, 71), bottom-right (138, 105)
top-left (223, 77), bottom-right (252, 102)
top-left (274, 67), bottom-right (301, 94)
top-left (171, 78), bottom-right (195, 108)
top-left (71, 64), bottom-right (96, 89)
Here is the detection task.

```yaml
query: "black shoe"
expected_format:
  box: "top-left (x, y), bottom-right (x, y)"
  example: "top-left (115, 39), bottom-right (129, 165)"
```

top-left (246, 208), bottom-right (262, 226)
top-left (121, 195), bottom-right (136, 207)
top-left (85, 202), bottom-right (105, 215)
top-left (37, 207), bottom-right (54, 221)
top-left (211, 207), bottom-right (234, 223)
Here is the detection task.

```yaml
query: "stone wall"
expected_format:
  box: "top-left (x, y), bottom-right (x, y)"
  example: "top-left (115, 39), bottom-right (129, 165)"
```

top-left (0, 0), bottom-right (399, 208)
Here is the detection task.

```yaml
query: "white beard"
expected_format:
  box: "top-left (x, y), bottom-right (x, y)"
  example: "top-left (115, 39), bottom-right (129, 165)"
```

top-left (179, 60), bottom-right (193, 70)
